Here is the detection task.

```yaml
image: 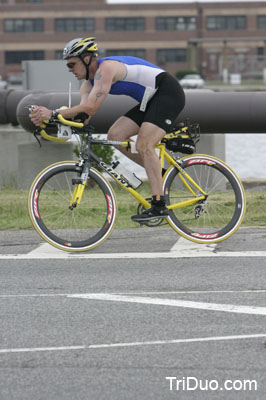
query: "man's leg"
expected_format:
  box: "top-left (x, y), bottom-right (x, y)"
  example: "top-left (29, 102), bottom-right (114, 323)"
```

top-left (107, 116), bottom-right (144, 166)
top-left (135, 121), bottom-right (166, 196)
top-left (109, 118), bottom-right (169, 221)
top-left (131, 122), bottom-right (169, 222)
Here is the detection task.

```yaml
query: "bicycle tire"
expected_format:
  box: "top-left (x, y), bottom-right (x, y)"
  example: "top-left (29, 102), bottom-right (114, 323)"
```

top-left (28, 161), bottom-right (117, 252)
top-left (163, 154), bottom-right (246, 243)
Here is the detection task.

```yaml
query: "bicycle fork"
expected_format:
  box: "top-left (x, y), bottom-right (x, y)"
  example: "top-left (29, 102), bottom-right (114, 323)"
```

top-left (69, 162), bottom-right (90, 210)
top-left (69, 182), bottom-right (85, 210)
top-left (69, 132), bottom-right (93, 210)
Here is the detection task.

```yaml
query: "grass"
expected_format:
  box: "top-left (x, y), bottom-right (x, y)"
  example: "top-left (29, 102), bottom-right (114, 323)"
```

top-left (0, 184), bottom-right (266, 231)
top-left (244, 191), bottom-right (266, 226)
top-left (0, 188), bottom-right (30, 230)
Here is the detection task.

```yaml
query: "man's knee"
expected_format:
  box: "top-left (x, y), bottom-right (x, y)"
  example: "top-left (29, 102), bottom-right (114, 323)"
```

top-left (108, 125), bottom-right (133, 140)
top-left (136, 138), bottom-right (153, 156)
top-left (107, 127), bottom-right (119, 140)
top-left (108, 117), bottom-right (140, 141)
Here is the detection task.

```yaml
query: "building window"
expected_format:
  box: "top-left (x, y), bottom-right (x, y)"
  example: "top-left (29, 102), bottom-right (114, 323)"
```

top-left (257, 47), bottom-right (264, 61)
top-left (55, 50), bottom-right (63, 60)
top-left (106, 49), bottom-right (146, 58)
top-left (156, 16), bottom-right (196, 31)
top-left (257, 16), bottom-right (266, 29)
top-left (5, 51), bottom-right (44, 64)
top-left (55, 18), bottom-right (94, 32)
top-left (4, 19), bottom-right (44, 32)
top-left (106, 17), bottom-right (145, 31)
top-left (157, 49), bottom-right (187, 63)
top-left (206, 16), bottom-right (246, 30)
top-left (209, 54), bottom-right (217, 72)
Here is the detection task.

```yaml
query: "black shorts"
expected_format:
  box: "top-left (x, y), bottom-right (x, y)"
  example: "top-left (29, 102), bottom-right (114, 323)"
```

top-left (124, 72), bottom-right (185, 133)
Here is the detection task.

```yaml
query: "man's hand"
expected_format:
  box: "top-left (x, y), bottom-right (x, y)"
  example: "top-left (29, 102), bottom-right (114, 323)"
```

top-left (30, 106), bottom-right (53, 126)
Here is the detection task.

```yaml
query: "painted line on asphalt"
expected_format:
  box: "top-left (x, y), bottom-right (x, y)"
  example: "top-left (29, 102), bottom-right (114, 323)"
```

top-left (2, 290), bottom-right (265, 317)
top-left (0, 236), bottom-right (266, 259)
top-left (170, 237), bottom-right (217, 254)
top-left (0, 334), bottom-right (265, 354)
top-left (68, 293), bottom-right (266, 316)
top-left (0, 289), bottom-right (265, 298)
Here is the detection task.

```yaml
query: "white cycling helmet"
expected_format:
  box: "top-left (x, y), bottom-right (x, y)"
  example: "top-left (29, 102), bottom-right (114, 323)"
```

top-left (63, 37), bottom-right (98, 60)
top-left (63, 37), bottom-right (98, 80)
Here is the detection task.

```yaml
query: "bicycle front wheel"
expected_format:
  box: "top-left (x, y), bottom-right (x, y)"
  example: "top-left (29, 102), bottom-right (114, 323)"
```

top-left (163, 154), bottom-right (246, 243)
top-left (28, 161), bottom-right (117, 252)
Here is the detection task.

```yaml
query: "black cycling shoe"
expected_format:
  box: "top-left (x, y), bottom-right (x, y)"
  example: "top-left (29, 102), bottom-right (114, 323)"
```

top-left (131, 205), bottom-right (169, 222)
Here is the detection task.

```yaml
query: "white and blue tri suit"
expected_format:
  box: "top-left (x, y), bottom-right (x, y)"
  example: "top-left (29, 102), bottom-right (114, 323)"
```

top-left (92, 56), bottom-right (185, 132)
top-left (97, 56), bottom-right (164, 111)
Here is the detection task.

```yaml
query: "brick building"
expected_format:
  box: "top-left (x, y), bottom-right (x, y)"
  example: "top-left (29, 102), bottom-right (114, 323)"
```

top-left (1, 0), bottom-right (266, 82)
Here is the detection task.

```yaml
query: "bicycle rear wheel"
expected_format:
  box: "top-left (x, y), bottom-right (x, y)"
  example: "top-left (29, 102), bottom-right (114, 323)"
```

top-left (28, 161), bottom-right (117, 252)
top-left (163, 154), bottom-right (246, 243)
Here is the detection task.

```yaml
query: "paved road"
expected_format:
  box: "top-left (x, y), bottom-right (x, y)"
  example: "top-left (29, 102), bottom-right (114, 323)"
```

top-left (0, 227), bottom-right (266, 399)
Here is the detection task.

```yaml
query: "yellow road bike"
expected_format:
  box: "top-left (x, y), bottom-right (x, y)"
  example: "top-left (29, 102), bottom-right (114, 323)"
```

top-left (28, 114), bottom-right (246, 252)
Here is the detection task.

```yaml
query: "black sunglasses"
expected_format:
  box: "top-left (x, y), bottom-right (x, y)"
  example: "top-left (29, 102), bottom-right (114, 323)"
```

top-left (66, 62), bottom-right (76, 69)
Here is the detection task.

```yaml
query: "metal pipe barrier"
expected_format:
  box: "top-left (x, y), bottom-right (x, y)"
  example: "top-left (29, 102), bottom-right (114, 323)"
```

top-left (1, 88), bottom-right (266, 133)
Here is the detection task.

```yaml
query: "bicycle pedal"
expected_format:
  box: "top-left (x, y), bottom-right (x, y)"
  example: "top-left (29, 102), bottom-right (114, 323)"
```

top-left (138, 222), bottom-right (145, 226)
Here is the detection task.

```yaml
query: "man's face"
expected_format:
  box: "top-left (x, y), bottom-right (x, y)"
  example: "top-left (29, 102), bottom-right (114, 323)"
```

top-left (66, 57), bottom-right (86, 80)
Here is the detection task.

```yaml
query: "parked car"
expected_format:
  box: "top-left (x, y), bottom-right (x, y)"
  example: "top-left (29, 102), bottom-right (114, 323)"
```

top-left (0, 76), bottom-right (8, 90)
top-left (179, 74), bottom-right (205, 89)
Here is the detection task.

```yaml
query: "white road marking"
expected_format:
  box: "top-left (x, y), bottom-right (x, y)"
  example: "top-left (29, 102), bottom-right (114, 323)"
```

top-left (1, 291), bottom-right (265, 354)
top-left (0, 334), bottom-right (265, 354)
top-left (0, 289), bottom-right (265, 298)
top-left (68, 293), bottom-right (266, 316)
top-left (0, 236), bottom-right (266, 259)
top-left (170, 237), bottom-right (217, 255)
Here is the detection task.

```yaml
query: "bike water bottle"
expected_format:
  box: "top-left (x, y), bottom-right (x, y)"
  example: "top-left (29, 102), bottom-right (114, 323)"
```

top-left (112, 161), bottom-right (143, 189)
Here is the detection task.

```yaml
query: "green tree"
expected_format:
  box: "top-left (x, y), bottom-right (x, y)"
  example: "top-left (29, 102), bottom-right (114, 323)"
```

top-left (73, 134), bottom-right (116, 170)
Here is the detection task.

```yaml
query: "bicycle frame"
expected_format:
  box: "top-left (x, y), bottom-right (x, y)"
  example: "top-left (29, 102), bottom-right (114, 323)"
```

top-left (70, 137), bottom-right (207, 212)
top-left (31, 112), bottom-right (207, 213)
top-left (28, 113), bottom-right (246, 251)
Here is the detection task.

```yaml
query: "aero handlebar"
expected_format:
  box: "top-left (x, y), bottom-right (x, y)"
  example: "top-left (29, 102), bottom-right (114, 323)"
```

top-left (39, 114), bottom-right (84, 143)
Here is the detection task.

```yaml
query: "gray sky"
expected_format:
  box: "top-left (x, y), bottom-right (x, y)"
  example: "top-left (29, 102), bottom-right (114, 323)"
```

top-left (107, 0), bottom-right (265, 4)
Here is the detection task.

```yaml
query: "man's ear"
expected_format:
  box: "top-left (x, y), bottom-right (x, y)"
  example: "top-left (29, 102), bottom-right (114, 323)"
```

top-left (83, 54), bottom-right (93, 65)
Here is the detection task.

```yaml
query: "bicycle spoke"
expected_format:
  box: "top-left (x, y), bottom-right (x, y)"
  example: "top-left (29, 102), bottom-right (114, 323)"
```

top-left (164, 156), bottom-right (246, 243)
top-left (28, 163), bottom-right (116, 251)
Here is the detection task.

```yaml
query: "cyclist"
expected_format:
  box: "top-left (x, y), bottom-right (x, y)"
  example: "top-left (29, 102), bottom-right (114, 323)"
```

top-left (30, 37), bottom-right (185, 222)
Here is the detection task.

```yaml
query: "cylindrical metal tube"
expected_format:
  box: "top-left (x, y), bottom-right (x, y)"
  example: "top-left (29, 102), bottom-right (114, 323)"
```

top-left (16, 92), bottom-right (138, 133)
top-left (178, 90), bottom-right (266, 133)
top-left (2, 88), bottom-right (266, 133)
top-left (0, 89), bottom-right (31, 125)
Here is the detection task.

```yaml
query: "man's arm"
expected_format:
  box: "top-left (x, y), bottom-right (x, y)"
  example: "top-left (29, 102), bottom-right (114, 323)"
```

top-left (62, 63), bottom-right (115, 117)
top-left (30, 62), bottom-right (116, 125)
top-left (80, 80), bottom-right (92, 105)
